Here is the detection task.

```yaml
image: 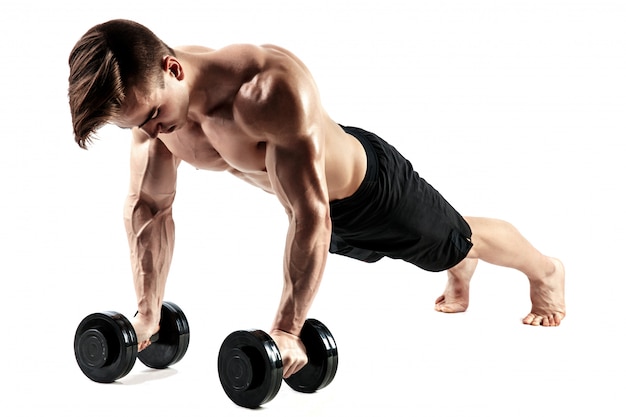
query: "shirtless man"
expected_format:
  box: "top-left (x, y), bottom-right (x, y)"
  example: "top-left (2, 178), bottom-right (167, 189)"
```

top-left (68, 19), bottom-right (565, 379)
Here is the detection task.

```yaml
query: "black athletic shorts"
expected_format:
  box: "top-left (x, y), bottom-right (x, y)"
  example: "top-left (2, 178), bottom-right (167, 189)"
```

top-left (329, 125), bottom-right (473, 272)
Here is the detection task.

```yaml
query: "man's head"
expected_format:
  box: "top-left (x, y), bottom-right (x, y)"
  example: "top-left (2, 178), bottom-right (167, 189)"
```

top-left (68, 19), bottom-right (176, 148)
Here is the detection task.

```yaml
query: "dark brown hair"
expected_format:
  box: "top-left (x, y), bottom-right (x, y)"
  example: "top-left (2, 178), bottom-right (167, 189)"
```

top-left (68, 19), bottom-right (174, 148)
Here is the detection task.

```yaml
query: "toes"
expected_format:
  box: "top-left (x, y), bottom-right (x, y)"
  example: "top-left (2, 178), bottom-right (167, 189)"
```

top-left (546, 314), bottom-right (565, 327)
top-left (434, 300), bottom-right (447, 312)
top-left (434, 302), bottom-right (446, 312)
top-left (554, 313), bottom-right (564, 326)
top-left (434, 295), bottom-right (445, 311)
top-left (522, 314), bottom-right (534, 325)
top-left (523, 312), bottom-right (566, 327)
top-left (523, 313), bottom-right (543, 326)
top-left (435, 302), bottom-right (467, 313)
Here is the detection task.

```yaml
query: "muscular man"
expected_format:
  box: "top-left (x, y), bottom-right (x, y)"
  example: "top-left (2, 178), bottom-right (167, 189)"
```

top-left (68, 19), bottom-right (565, 379)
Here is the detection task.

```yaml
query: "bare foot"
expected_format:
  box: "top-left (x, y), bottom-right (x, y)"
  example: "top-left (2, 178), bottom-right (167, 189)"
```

top-left (522, 257), bottom-right (566, 326)
top-left (435, 258), bottom-right (478, 313)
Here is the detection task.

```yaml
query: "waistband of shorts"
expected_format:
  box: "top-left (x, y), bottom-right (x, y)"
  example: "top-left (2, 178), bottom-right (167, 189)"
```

top-left (331, 125), bottom-right (379, 210)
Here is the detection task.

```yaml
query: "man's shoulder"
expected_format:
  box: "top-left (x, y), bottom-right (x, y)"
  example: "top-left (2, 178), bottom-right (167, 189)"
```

top-left (233, 67), bottom-right (313, 141)
top-left (200, 43), bottom-right (319, 141)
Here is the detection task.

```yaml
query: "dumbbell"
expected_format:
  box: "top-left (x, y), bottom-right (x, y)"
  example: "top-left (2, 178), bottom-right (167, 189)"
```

top-left (218, 319), bottom-right (338, 408)
top-left (74, 301), bottom-right (190, 383)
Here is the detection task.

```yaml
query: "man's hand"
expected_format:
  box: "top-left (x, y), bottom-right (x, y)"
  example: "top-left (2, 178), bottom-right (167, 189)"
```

top-left (132, 311), bottom-right (160, 352)
top-left (270, 329), bottom-right (308, 378)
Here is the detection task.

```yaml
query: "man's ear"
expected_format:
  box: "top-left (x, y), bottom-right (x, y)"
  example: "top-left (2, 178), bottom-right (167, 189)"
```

top-left (163, 56), bottom-right (184, 80)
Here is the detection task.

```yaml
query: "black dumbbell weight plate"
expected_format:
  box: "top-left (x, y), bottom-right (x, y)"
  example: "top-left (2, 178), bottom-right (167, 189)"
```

top-left (138, 301), bottom-right (190, 369)
top-left (74, 311), bottom-right (138, 383)
top-left (218, 330), bottom-right (283, 408)
top-left (285, 319), bottom-right (338, 393)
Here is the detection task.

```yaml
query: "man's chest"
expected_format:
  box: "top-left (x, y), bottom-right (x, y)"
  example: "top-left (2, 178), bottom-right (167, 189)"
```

top-left (161, 118), bottom-right (268, 173)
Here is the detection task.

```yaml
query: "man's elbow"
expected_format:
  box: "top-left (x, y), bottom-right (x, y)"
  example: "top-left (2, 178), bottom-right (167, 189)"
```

top-left (294, 202), bottom-right (331, 237)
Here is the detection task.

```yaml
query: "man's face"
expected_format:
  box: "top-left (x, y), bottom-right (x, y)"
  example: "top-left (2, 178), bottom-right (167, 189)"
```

top-left (113, 67), bottom-right (189, 138)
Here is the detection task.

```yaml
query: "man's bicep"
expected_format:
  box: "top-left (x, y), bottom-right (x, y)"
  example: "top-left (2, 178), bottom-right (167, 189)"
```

top-left (128, 132), bottom-right (179, 211)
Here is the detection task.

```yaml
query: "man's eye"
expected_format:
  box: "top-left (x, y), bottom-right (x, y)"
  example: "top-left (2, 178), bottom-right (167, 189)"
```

top-left (151, 109), bottom-right (160, 119)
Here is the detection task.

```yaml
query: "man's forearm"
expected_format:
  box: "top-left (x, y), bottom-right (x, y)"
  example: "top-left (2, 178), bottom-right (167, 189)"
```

top-left (125, 200), bottom-right (175, 321)
top-left (271, 213), bottom-right (331, 336)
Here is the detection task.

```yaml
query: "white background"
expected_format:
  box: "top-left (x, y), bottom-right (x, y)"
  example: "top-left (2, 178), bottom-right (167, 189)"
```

top-left (1, 1), bottom-right (624, 416)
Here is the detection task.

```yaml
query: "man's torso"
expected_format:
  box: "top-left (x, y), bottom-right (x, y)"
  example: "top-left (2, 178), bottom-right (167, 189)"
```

top-left (148, 44), bottom-right (366, 201)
